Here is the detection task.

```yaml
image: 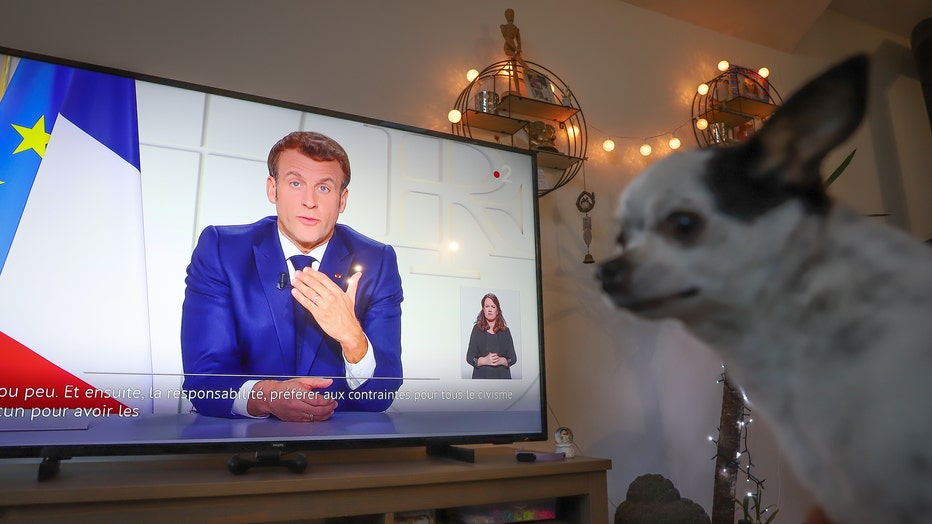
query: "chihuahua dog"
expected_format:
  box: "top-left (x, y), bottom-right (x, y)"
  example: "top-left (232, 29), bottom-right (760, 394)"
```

top-left (599, 55), bottom-right (932, 524)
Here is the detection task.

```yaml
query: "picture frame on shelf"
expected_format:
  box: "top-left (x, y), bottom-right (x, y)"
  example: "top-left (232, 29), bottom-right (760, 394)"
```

top-left (522, 69), bottom-right (555, 103)
top-left (728, 66), bottom-right (771, 103)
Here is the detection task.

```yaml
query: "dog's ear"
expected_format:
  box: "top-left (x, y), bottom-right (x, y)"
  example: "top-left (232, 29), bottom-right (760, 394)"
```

top-left (749, 55), bottom-right (868, 192)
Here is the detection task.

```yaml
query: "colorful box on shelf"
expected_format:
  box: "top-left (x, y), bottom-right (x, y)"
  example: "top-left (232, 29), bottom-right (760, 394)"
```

top-left (440, 498), bottom-right (558, 523)
top-left (395, 509), bottom-right (437, 524)
top-left (728, 66), bottom-right (771, 103)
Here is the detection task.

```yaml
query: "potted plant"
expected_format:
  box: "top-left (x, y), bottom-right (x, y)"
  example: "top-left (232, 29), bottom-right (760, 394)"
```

top-left (736, 492), bottom-right (779, 524)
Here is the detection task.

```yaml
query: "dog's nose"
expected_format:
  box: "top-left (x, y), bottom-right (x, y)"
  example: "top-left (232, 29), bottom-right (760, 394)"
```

top-left (597, 256), bottom-right (629, 294)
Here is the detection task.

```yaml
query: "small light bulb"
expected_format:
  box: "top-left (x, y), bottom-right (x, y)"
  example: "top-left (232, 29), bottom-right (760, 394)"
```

top-left (466, 69), bottom-right (479, 82)
top-left (697, 83), bottom-right (710, 95)
top-left (353, 264), bottom-right (363, 273)
top-left (758, 67), bottom-right (770, 79)
top-left (448, 109), bottom-right (462, 124)
top-left (448, 241), bottom-right (460, 251)
top-left (602, 139), bottom-right (615, 152)
top-left (639, 143), bottom-right (652, 156)
top-left (718, 60), bottom-right (730, 72)
top-left (567, 124), bottom-right (580, 139)
top-left (696, 118), bottom-right (709, 130)
top-left (669, 136), bottom-right (681, 150)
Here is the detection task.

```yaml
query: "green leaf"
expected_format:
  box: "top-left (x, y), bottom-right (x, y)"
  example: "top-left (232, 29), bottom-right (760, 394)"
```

top-left (735, 496), bottom-right (752, 519)
top-left (825, 149), bottom-right (856, 187)
top-left (763, 508), bottom-right (780, 524)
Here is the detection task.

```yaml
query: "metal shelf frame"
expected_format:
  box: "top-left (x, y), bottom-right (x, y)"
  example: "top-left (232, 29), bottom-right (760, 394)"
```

top-left (691, 66), bottom-right (783, 148)
top-left (451, 59), bottom-right (587, 197)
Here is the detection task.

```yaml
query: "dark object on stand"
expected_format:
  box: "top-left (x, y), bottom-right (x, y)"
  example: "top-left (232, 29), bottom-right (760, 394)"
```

top-left (614, 473), bottom-right (710, 524)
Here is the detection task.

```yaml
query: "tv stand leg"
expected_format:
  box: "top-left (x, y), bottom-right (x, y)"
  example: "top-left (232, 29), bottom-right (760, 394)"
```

top-left (426, 444), bottom-right (476, 463)
top-left (37, 455), bottom-right (70, 482)
top-left (226, 450), bottom-right (308, 475)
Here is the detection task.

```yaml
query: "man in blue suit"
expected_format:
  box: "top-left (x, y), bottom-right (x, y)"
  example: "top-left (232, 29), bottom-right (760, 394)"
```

top-left (181, 131), bottom-right (403, 421)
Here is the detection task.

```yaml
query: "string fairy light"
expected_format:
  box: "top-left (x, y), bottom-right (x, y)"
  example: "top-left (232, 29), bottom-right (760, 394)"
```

top-left (592, 119), bottom-right (692, 158)
top-left (708, 365), bottom-right (774, 519)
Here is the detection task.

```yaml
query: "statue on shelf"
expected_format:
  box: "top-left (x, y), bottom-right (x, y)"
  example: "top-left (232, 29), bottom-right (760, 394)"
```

top-left (501, 8), bottom-right (528, 73)
top-left (561, 87), bottom-right (574, 107)
top-left (527, 120), bottom-right (558, 152)
top-left (554, 426), bottom-right (576, 458)
top-left (501, 8), bottom-right (522, 60)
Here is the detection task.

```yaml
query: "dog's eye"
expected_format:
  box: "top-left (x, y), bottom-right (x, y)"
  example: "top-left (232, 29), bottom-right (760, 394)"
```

top-left (659, 210), bottom-right (705, 244)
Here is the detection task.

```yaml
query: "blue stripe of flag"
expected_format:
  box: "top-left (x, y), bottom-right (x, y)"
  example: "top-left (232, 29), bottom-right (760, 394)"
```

top-left (59, 68), bottom-right (140, 170)
top-left (0, 58), bottom-right (75, 274)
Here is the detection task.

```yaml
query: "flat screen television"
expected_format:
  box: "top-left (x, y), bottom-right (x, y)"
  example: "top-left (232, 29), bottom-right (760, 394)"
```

top-left (0, 47), bottom-right (546, 468)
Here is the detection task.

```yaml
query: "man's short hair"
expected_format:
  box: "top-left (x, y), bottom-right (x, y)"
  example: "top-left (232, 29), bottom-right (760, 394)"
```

top-left (268, 131), bottom-right (351, 189)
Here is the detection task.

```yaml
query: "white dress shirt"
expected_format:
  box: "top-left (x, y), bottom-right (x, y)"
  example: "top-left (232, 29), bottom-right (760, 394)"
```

top-left (230, 229), bottom-right (376, 417)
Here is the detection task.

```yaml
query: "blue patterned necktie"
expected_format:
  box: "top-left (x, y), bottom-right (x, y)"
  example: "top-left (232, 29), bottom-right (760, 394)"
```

top-left (290, 255), bottom-right (315, 272)
top-left (289, 255), bottom-right (316, 371)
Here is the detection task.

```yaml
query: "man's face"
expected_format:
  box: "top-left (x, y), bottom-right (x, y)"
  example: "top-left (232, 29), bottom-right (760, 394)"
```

top-left (266, 148), bottom-right (348, 252)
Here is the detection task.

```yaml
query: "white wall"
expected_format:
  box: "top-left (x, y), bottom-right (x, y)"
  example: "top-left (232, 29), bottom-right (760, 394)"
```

top-left (3, 1), bottom-right (929, 522)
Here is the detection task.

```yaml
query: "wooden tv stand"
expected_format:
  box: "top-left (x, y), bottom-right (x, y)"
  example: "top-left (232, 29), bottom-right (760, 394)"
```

top-left (0, 446), bottom-right (611, 523)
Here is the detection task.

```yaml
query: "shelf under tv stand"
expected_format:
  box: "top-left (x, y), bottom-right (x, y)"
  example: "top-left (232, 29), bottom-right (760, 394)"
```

top-left (0, 446), bottom-right (612, 523)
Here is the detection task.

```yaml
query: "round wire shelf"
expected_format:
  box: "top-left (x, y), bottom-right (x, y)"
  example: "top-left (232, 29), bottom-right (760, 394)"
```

top-left (451, 59), bottom-right (587, 198)
top-left (691, 66), bottom-right (783, 148)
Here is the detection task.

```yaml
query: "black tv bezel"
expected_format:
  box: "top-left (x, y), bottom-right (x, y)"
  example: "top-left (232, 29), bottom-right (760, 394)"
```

top-left (0, 46), bottom-right (549, 460)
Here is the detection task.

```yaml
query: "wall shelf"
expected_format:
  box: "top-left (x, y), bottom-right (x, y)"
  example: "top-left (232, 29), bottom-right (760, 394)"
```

top-left (538, 150), bottom-right (583, 171)
top-left (691, 66), bottom-right (783, 147)
top-left (497, 92), bottom-right (579, 122)
top-left (720, 96), bottom-right (779, 119)
top-left (451, 59), bottom-right (587, 197)
top-left (462, 109), bottom-right (528, 135)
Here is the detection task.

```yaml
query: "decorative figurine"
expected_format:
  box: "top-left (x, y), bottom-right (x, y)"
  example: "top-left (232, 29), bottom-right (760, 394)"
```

top-left (501, 8), bottom-right (528, 72)
top-left (527, 120), bottom-right (558, 151)
top-left (561, 87), bottom-right (574, 107)
top-left (554, 426), bottom-right (576, 458)
top-left (501, 8), bottom-right (522, 61)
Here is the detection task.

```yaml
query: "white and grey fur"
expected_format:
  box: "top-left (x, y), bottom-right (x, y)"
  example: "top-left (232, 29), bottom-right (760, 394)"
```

top-left (599, 55), bottom-right (932, 524)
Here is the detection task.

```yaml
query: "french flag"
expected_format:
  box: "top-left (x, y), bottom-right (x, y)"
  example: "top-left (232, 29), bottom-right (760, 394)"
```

top-left (0, 58), bottom-right (152, 417)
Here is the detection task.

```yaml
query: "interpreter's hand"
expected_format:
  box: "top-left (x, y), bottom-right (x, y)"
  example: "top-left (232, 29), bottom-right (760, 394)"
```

top-left (478, 353), bottom-right (504, 367)
top-left (247, 377), bottom-right (337, 422)
top-left (292, 269), bottom-right (368, 363)
top-left (491, 353), bottom-right (508, 367)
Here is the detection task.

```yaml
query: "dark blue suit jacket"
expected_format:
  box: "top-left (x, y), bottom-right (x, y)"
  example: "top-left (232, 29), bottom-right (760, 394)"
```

top-left (180, 217), bottom-right (403, 417)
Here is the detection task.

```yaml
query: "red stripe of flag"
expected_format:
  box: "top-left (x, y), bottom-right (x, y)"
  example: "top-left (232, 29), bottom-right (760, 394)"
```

top-left (0, 330), bottom-right (127, 410)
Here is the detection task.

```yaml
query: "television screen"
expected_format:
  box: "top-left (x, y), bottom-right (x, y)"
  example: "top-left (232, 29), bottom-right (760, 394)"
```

top-left (0, 48), bottom-right (546, 460)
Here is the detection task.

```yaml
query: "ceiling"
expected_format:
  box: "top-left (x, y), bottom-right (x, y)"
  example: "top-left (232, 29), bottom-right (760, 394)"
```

top-left (621, 0), bottom-right (932, 52)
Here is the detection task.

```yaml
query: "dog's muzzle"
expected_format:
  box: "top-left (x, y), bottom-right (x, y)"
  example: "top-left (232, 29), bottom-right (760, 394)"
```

top-left (597, 255), bottom-right (630, 299)
top-left (598, 256), bottom-right (699, 311)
